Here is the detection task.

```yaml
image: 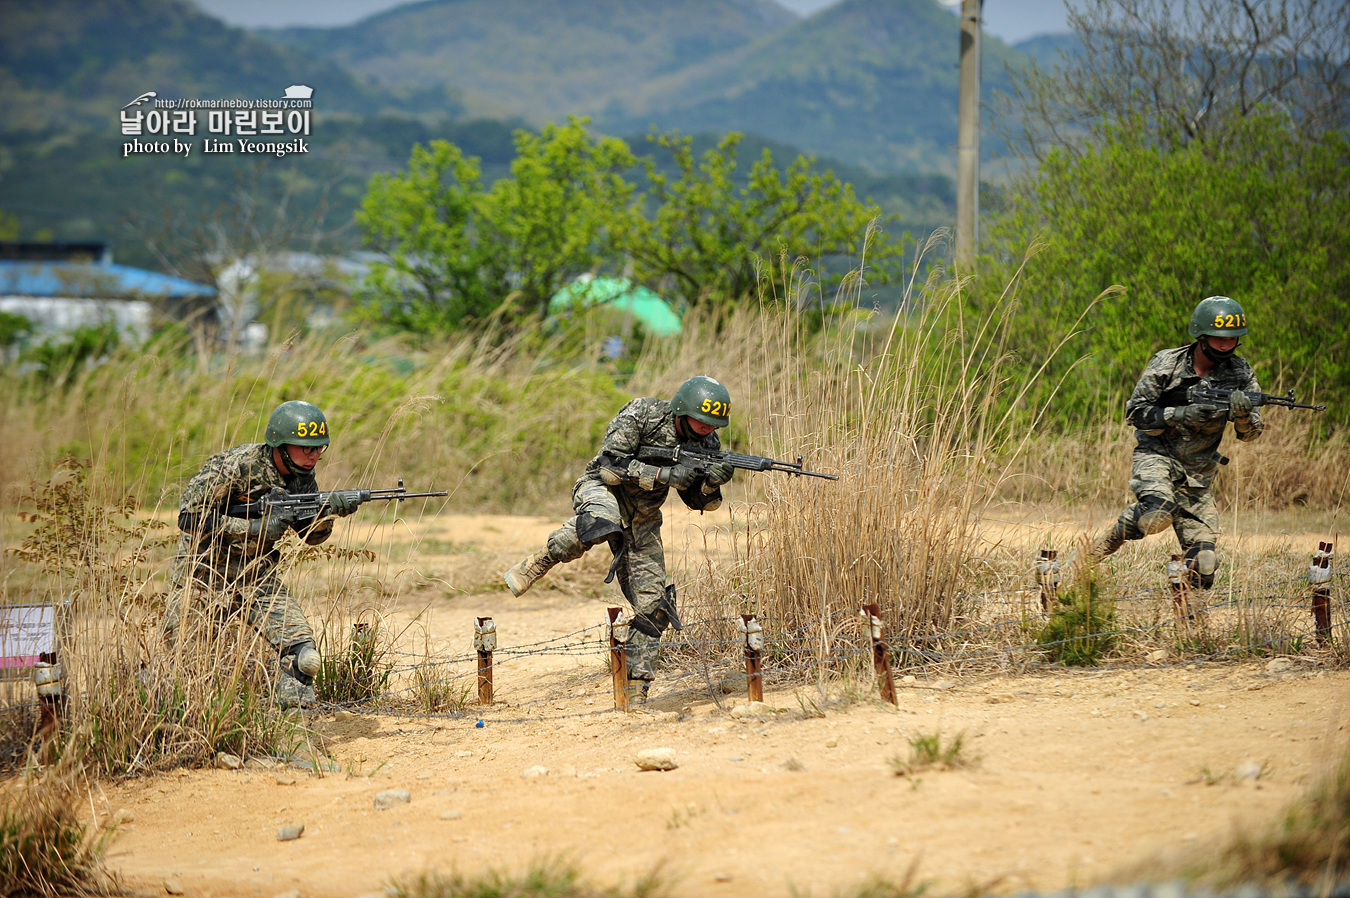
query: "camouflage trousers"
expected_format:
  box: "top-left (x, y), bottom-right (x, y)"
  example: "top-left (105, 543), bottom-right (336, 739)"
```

top-left (547, 477), bottom-right (668, 681)
top-left (163, 566), bottom-right (315, 653)
top-left (1117, 450), bottom-right (1220, 551)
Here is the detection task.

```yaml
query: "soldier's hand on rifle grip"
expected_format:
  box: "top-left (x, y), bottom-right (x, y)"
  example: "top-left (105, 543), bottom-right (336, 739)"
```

top-left (1165, 404), bottom-right (1222, 427)
top-left (1228, 390), bottom-right (1253, 421)
top-left (248, 492), bottom-right (296, 542)
top-left (326, 490), bottom-right (362, 517)
top-left (703, 461), bottom-right (735, 492)
top-left (659, 463), bottom-right (699, 490)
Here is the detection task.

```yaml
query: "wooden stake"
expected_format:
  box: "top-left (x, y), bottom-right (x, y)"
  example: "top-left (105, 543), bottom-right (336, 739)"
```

top-left (1311, 541), bottom-right (1334, 646)
top-left (862, 603), bottom-right (897, 705)
top-left (608, 608), bottom-right (629, 711)
top-left (473, 616), bottom-right (495, 705)
top-left (741, 614), bottom-right (764, 703)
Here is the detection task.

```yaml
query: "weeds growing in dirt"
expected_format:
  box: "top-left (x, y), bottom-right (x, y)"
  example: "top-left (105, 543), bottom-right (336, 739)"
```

top-left (316, 618), bottom-right (393, 704)
top-left (890, 731), bottom-right (972, 776)
top-left (1039, 566), bottom-right (1118, 666)
top-left (394, 858), bottom-right (668, 898)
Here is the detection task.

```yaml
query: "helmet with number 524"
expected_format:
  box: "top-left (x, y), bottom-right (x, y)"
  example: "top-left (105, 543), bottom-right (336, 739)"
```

top-left (265, 400), bottom-right (331, 448)
top-left (670, 375), bottom-right (731, 428)
top-left (1188, 296), bottom-right (1248, 339)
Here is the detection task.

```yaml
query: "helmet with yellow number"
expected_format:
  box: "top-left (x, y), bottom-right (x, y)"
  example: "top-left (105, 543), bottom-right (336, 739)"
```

top-left (264, 400), bottom-right (330, 448)
top-left (1188, 296), bottom-right (1248, 339)
top-left (670, 375), bottom-right (731, 428)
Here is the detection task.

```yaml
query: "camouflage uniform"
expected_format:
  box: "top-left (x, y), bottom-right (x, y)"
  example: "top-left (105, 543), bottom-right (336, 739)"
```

top-left (165, 443), bottom-right (332, 652)
top-left (1107, 344), bottom-right (1264, 568)
top-left (545, 398), bottom-right (725, 681)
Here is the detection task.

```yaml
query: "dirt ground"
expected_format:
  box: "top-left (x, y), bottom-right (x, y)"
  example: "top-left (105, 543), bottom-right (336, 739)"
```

top-left (96, 507), bottom-right (1349, 898)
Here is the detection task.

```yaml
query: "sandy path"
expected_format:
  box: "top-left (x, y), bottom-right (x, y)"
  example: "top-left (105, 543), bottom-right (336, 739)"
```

top-left (95, 509), bottom-right (1348, 898)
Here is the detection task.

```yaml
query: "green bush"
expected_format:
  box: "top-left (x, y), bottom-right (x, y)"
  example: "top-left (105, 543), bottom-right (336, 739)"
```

top-left (1038, 568), bottom-right (1118, 666)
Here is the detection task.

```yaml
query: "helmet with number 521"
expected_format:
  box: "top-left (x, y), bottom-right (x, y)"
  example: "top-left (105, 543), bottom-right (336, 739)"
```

top-left (1188, 296), bottom-right (1248, 339)
top-left (265, 400), bottom-right (331, 448)
top-left (670, 375), bottom-right (731, 428)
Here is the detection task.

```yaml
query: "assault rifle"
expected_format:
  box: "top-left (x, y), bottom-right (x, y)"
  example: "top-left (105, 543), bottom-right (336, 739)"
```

top-left (226, 478), bottom-right (449, 520)
top-left (1187, 385), bottom-right (1326, 413)
top-left (633, 444), bottom-right (838, 481)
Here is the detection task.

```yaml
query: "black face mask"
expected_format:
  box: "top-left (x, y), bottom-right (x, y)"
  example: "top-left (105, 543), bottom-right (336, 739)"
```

top-left (1200, 337), bottom-right (1238, 363)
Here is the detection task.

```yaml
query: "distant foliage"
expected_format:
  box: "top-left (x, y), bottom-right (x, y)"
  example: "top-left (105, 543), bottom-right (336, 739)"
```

top-left (975, 113), bottom-right (1350, 426)
top-left (357, 122), bottom-right (902, 332)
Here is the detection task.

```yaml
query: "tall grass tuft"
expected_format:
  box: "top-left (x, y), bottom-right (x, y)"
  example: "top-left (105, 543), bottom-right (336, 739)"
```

top-left (4, 456), bottom-right (301, 774)
top-left (1038, 562), bottom-right (1118, 666)
top-left (0, 750), bottom-right (114, 897)
top-left (668, 241), bottom-right (1085, 676)
top-left (395, 858), bottom-right (668, 898)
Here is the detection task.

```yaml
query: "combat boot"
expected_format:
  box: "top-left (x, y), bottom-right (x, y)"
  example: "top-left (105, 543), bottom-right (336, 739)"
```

top-left (275, 672), bottom-right (316, 710)
top-left (625, 679), bottom-right (651, 705)
top-left (504, 549), bottom-right (557, 597)
top-left (1089, 522), bottom-right (1126, 561)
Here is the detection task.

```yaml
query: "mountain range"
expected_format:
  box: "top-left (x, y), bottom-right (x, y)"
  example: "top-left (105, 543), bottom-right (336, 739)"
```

top-left (0, 0), bottom-right (1071, 266)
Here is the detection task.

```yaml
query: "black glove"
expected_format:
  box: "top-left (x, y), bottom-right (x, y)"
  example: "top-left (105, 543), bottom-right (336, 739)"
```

top-left (325, 490), bottom-right (363, 517)
top-left (248, 503), bottom-right (297, 542)
top-left (659, 463), bottom-right (699, 490)
top-left (1165, 404), bottom-right (1225, 427)
top-left (704, 461), bottom-right (735, 488)
top-left (1228, 390), bottom-right (1253, 421)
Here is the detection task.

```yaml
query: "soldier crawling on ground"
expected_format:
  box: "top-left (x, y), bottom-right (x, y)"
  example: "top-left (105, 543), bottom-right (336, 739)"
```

top-left (164, 400), bottom-right (361, 707)
top-left (1089, 296), bottom-right (1264, 589)
top-left (502, 376), bottom-right (736, 703)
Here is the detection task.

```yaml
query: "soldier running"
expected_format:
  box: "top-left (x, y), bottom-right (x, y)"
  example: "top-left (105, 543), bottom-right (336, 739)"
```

top-left (1089, 297), bottom-right (1265, 588)
top-left (165, 400), bottom-right (360, 707)
top-left (503, 375), bottom-right (736, 702)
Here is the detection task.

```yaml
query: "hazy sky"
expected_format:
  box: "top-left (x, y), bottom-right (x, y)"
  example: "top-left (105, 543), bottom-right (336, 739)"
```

top-left (191, 0), bottom-right (1073, 44)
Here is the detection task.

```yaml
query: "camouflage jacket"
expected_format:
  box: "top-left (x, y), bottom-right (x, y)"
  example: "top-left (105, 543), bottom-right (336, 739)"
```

top-left (1123, 343), bottom-right (1264, 480)
top-left (169, 443), bottom-right (332, 587)
top-left (580, 397), bottom-right (726, 513)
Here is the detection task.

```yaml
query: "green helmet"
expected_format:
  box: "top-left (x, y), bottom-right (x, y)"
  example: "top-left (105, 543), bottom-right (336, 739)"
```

top-left (1188, 296), bottom-right (1248, 339)
top-left (264, 400), bottom-right (330, 448)
top-left (670, 375), bottom-right (731, 428)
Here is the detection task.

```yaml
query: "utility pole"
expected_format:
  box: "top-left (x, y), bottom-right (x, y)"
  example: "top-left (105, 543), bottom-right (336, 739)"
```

top-left (955, 0), bottom-right (983, 268)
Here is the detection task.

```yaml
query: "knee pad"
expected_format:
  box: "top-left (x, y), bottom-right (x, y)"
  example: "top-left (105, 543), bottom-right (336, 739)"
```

top-left (1135, 496), bottom-right (1179, 535)
top-left (1184, 542), bottom-right (1217, 588)
top-left (575, 512), bottom-right (623, 548)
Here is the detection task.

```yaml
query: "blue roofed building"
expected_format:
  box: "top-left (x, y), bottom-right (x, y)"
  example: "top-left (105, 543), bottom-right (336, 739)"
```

top-left (0, 242), bottom-right (216, 345)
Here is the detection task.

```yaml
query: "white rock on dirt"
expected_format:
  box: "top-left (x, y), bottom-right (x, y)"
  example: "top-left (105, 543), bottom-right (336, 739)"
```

top-left (215, 752), bottom-right (242, 770)
top-left (521, 765), bottom-right (549, 779)
top-left (1265, 658), bottom-right (1293, 673)
top-left (635, 748), bottom-right (678, 771)
top-left (277, 823), bottom-right (305, 841)
top-left (729, 701), bottom-right (771, 720)
top-left (1235, 760), bottom-right (1264, 780)
top-left (440, 810), bottom-right (463, 820)
top-left (373, 789), bottom-right (411, 810)
top-left (164, 878), bottom-right (186, 894)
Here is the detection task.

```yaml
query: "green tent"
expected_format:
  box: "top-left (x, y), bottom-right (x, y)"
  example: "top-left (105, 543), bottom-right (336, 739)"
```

top-left (549, 275), bottom-right (681, 336)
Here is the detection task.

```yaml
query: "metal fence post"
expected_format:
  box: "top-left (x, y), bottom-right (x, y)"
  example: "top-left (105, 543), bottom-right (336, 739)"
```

top-left (1167, 554), bottom-right (1192, 620)
top-left (473, 616), bottom-right (496, 704)
top-left (1035, 549), bottom-right (1060, 611)
top-left (1310, 542), bottom-right (1334, 646)
top-left (738, 614), bottom-right (764, 703)
top-left (861, 603), bottom-right (898, 705)
top-left (33, 650), bottom-right (65, 736)
top-left (606, 608), bottom-right (630, 711)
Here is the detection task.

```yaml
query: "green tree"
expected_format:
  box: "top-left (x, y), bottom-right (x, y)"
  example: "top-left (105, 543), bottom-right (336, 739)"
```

top-left (481, 119), bottom-right (636, 319)
top-left (357, 140), bottom-right (502, 332)
top-left (357, 119), bottom-right (635, 332)
top-left (622, 132), bottom-right (900, 307)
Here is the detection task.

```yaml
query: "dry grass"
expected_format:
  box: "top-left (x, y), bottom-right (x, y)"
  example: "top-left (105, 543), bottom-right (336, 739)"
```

top-left (0, 749), bottom-right (115, 897)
